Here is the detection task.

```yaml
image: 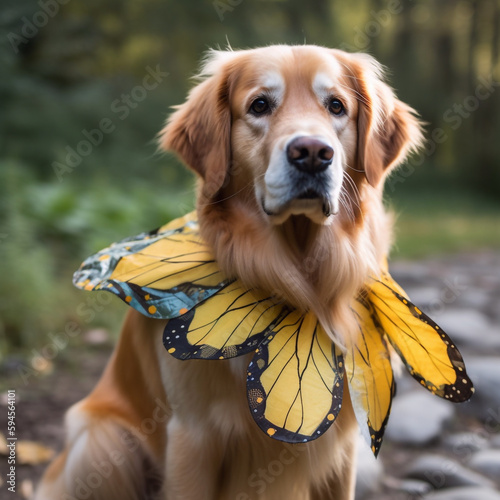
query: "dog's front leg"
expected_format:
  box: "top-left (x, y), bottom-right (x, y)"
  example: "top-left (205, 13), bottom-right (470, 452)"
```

top-left (163, 416), bottom-right (223, 499)
top-left (309, 464), bottom-right (357, 500)
top-left (309, 388), bottom-right (358, 500)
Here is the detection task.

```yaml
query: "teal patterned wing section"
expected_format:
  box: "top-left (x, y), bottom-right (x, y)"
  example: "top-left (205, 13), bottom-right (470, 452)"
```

top-left (73, 212), bottom-right (232, 319)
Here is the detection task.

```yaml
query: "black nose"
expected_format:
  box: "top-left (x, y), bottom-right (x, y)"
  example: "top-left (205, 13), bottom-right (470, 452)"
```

top-left (287, 136), bottom-right (334, 173)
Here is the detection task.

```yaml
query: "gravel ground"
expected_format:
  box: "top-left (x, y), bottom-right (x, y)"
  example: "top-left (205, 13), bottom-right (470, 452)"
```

top-left (359, 251), bottom-right (500, 500)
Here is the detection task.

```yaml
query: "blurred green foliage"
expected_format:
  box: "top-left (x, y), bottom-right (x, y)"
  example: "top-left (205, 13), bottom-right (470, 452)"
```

top-left (0, 0), bottom-right (499, 353)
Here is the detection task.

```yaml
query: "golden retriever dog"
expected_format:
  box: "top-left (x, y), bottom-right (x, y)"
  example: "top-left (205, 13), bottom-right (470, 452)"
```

top-left (36, 45), bottom-right (423, 500)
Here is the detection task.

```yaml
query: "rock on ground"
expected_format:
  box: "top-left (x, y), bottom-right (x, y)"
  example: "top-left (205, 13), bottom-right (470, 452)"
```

top-left (457, 357), bottom-right (500, 421)
top-left (432, 310), bottom-right (500, 353)
top-left (442, 432), bottom-right (489, 457)
top-left (355, 437), bottom-right (383, 500)
top-left (469, 449), bottom-right (500, 483)
top-left (405, 454), bottom-right (495, 489)
top-left (385, 391), bottom-right (454, 446)
top-left (398, 479), bottom-right (433, 496)
top-left (424, 486), bottom-right (500, 500)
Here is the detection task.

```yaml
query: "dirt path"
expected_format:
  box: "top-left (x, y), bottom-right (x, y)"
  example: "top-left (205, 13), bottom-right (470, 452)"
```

top-left (0, 347), bottom-right (112, 499)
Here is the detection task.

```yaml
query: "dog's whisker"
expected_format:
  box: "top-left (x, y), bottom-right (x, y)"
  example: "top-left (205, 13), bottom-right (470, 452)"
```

top-left (339, 200), bottom-right (354, 222)
top-left (331, 71), bottom-right (371, 102)
top-left (334, 81), bottom-right (371, 107)
top-left (342, 172), bottom-right (358, 199)
top-left (339, 179), bottom-right (363, 223)
top-left (338, 189), bottom-right (355, 222)
top-left (345, 163), bottom-right (365, 174)
top-left (342, 173), bottom-right (366, 221)
top-left (343, 172), bottom-right (361, 208)
top-left (202, 174), bottom-right (265, 206)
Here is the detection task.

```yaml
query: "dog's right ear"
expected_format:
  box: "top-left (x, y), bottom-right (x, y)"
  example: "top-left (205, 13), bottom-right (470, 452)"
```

top-left (159, 51), bottom-right (237, 199)
top-left (338, 51), bottom-right (424, 188)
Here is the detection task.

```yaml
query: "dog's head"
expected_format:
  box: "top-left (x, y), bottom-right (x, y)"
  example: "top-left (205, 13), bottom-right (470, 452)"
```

top-left (160, 45), bottom-right (423, 227)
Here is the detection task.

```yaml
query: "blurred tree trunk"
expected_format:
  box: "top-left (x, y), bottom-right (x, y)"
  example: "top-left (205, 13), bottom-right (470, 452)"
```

top-left (391, 0), bottom-right (415, 79)
top-left (287, 0), bottom-right (307, 40)
top-left (469, 0), bottom-right (499, 195)
top-left (491, 0), bottom-right (500, 74)
top-left (467, 0), bottom-right (479, 93)
top-left (369, 0), bottom-right (384, 55)
top-left (435, 0), bottom-right (455, 93)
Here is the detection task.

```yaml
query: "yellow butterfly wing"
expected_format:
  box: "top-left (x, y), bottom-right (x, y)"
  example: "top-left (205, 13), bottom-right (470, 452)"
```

top-left (74, 212), bottom-right (230, 319)
top-left (346, 293), bottom-right (395, 456)
top-left (108, 213), bottom-right (222, 290)
top-left (367, 273), bottom-right (474, 402)
top-left (163, 281), bottom-right (287, 359)
top-left (247, 311), bottom-right (344, 443)
top-left (163, 285), bottom-right (344, 443)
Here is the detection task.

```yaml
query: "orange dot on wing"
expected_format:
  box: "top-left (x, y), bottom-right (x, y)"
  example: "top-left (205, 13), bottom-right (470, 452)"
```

top-left (148, 305), bottom-right (157, 314)
top-left (327, 413), bottom-right (335, 421)
top-left (125, 296), bottom-right (132, 303)
top-left (179, 308), bottom-right (188, 315)
top-left (267, 428), bottom-right (276, 436)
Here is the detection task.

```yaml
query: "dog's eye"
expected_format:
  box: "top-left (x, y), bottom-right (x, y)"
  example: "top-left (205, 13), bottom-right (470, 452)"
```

top-left (328, 98), bottom-right (345, 116)
top-left (249, 97), bottom-right (271, 116)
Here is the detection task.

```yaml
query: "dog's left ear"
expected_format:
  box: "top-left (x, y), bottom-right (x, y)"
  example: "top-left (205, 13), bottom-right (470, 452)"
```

top-left (353, 54), bottom-right (424, 187)
top-left (159, 51), bottom-right (237, 198)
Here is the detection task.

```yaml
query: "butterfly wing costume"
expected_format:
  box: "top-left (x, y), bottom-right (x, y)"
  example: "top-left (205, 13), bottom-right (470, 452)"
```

top-left (74, 213), bottom-right (473, 456)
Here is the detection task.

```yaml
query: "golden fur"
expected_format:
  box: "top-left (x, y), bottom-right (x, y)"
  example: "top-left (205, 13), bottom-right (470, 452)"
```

top-left (36, 45), bottom-right (423, 500)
